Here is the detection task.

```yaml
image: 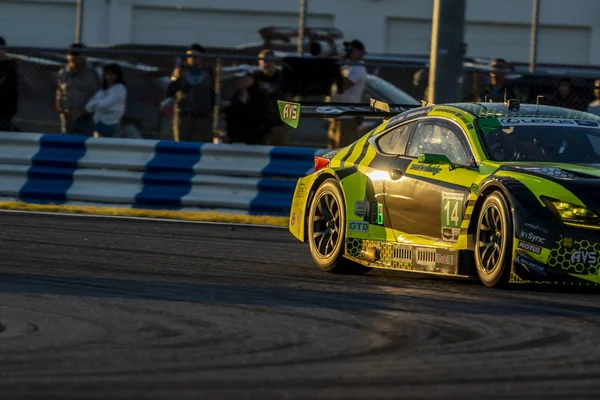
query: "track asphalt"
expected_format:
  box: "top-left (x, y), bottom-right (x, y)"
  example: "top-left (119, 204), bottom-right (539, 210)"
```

top-left (1, 211), bottom-right (600, 399)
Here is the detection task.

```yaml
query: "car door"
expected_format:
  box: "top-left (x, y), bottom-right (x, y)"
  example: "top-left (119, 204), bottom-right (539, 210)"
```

top-left (382, 117), bottom-right (480, 243)
top-left (364, 119), bottom-right (417, 227)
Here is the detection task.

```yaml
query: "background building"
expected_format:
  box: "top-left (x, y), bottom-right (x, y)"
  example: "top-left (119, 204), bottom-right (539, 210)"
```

top-left (1, 0), bottom-right (600, 65)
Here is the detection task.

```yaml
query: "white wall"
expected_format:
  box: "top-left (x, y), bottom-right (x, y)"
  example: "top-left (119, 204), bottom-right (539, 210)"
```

top-left (2, 0), bottom-right (600, 65)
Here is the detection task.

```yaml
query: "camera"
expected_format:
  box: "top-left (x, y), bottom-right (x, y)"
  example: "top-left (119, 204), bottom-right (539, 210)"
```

top-left (309, 41), bottom-right (352, 59)
top-left (281, 56), bottom-right (342, 97)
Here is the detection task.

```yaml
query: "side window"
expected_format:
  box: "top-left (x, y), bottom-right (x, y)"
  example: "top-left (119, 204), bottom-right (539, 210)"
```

top-left (376, 122), bottom-right (415, 155)
top-left (406, 122), bottom-right (472, 165)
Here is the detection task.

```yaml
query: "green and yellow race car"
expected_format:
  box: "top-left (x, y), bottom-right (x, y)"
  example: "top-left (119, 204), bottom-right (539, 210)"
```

top-left (279, 98), bottom-right (600, 288)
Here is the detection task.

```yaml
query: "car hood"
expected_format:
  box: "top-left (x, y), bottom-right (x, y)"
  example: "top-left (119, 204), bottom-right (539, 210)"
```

top-left (501, 163), bottom-right (600, 178)
top-left (497, 163), bottom-right (600, 207)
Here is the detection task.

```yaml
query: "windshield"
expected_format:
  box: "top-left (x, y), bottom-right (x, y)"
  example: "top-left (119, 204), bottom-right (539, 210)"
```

top-left (364, 75), bottom-right (420, 105)
top-left (478, 117), bottom-right (600, 163)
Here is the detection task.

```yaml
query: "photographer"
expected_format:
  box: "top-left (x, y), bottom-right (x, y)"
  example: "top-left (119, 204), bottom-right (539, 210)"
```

top-left (166, 43), bottom-right (215, 143)
top-left (328, 39), bottom-right (367, 149)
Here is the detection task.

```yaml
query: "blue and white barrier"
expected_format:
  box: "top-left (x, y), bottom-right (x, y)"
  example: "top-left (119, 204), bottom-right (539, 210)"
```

top-left (0, 132), bottom-right (327, 216)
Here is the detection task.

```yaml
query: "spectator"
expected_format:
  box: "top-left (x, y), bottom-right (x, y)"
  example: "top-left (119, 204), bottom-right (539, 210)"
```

top-left (550, 77), bottom-right (586, 111)
top-left (223, 69), bottom-right (270, 145)
top-left (166, 43), bottom-right (215, 143)
top-left (328, 39), bottom-right (367, 149)
top-left (587, 79), bottom-right (600, 116)
top-left (85, 63), bottom-right (127, 138)
top-left (55, 42), bottom-right (101, 136)
top-left (413, 63), bottom-right (429, 101)
top-left (253, 49), bottom-right (293, 146)
top-left (0, 35), bottom-right (18, 132)
top-left (465, 58), bottom-right (516, 102)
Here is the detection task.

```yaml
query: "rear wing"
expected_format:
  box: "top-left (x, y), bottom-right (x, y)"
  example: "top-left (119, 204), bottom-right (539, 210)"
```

top-left (277, 99), bottom-right (423, 128)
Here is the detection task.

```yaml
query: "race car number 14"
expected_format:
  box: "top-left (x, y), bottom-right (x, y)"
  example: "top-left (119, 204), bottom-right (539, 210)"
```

top-left (441, 192), bottom-right (463, 229)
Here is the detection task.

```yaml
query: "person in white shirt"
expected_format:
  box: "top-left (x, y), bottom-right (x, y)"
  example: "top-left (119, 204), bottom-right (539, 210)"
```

top-left (328, 39), bottom-right (367, 149)
top-left (85, 63), bottom-right (127, 138)
top-left (587, 80), bottom-right (600, 116)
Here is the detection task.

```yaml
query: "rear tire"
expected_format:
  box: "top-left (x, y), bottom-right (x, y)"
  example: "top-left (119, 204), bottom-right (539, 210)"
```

top-left (474, 191), bottom-right (513, 288)
top-left (307, 178), bottom-right (371, 275)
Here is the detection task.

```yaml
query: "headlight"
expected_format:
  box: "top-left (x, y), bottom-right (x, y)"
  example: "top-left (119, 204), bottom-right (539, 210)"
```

top-left (541, 196), bottom-right (600, 225)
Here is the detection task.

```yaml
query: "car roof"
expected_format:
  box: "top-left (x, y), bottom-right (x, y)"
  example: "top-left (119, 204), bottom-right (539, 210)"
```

top-left (438, 102), bottom-right (600, 121)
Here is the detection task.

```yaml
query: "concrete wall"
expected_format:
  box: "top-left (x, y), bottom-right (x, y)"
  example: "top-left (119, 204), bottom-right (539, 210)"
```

top-left (2, 0), bottom-right (600, 65)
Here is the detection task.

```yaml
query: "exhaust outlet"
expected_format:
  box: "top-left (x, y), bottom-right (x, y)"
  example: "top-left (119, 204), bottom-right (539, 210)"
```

top-left (357, 246), bottom-right (379, 263)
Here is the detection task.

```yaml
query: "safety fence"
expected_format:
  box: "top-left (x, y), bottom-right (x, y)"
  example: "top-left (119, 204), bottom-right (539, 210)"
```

top-left (5, 45), bottom-right (600, 153)
top-left (3, 46), bottom-right (429, 148)
top-left (8, 45), bottom-right (600, 147)
top-left (0, 132), bottom-right (327, 216)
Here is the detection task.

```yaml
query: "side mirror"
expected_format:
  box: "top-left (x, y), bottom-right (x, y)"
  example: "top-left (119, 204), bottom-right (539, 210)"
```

top-left (417, 153), bottom-right (456, 170)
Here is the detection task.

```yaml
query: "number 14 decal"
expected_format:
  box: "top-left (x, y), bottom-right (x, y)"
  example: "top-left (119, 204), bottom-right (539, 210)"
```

top-left (441, 192), bottom-right (464, 229)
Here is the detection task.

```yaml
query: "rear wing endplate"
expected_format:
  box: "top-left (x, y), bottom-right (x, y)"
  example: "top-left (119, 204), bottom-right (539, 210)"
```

top-left (277, 99), bottom-right (423, 128)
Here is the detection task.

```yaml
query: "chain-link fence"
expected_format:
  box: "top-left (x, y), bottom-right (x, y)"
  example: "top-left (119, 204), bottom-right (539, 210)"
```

top-left (3, 45), bottom-right (600, 148)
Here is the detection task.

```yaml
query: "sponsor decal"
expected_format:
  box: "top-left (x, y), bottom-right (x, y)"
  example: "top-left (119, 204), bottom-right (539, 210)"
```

top-left (515, 254), bottom-right (547, 277)
top-left (315, 105), bottom-right (407, 115)
top-left (523, 221), bottom-right (549, 234)
top-left (348, 221), bottom-right (369, 233)
top-left (294, 183), bottom-right (306, 199)
top-left (518, 240), bottom-right (542, 254)
top-left (296, 211), bottom-right (302, 235)
top-left (562, 237), bottom-right (574, 248)
top-left (434, 107), bottom-right (460, 115)
top-left (404, 109), bottom-right (429, 119)
top-left (441, 227), bottom-right (461, 242)
top-left (436, 251), bottom-right (456, 266)
top-left (410, 164), bottom-right (442, 175)
top-left (570, 251), bottom-right (598, 265)
top-left (354, 201), bottom-right (369, 217)
top-left (519, 230), bottom-right (546, 245)
top-left (499, 117), bottom-right (599, 128)
top-left (389, 108), bottom-right (429, 125)
top-left (388, 114), bottom-right (406, 125)
top-left (315, 106), bottom-right (346, 114)
top-left (291, 213), bottom-right (296, 226)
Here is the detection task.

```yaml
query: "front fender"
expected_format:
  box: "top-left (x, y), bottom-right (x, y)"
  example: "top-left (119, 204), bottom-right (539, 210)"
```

top-left (474, 173), bottom-right (566, 253)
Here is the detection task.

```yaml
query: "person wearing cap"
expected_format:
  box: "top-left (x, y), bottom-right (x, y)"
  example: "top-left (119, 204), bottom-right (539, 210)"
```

top-left (0, 36), bottom-right (19, 131)
top-left (253, 49), bottom-right (293, 146)
top-left (166, 43), bottom-right (215, 142)
top-left (55, 42), bottom-right (101, 136)
top-left (328, 39), bottom-right (367, 149)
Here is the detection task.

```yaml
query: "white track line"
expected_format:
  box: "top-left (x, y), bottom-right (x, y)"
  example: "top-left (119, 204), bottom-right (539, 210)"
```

top-left (0, 209), bottom-right (288, 229)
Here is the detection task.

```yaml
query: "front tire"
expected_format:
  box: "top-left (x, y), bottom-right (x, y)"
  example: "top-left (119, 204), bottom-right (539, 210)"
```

top-left (307, 178), bottom-right (371, 275)
top-left (474, 191), bottom-right (513, 288)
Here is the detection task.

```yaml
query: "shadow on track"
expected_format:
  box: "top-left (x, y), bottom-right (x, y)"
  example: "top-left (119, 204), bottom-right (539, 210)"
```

top-left (2, 272), bottom-right (600, 319)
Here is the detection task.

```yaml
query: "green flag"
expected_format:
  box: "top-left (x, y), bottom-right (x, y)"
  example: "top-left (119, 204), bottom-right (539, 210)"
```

top-left (278, 100), bottom-right (301, 128)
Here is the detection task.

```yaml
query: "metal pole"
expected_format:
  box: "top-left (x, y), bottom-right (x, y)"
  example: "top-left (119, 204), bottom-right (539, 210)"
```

top-left (529, 0), bottom-right (540, 73)
top-left (75, 0), bottom-right (84, 42)
top-left (297, 0), bottom-right (307, 57)
top-left (428, 0), bottom-right (467, 104)
top-left (212, 57), bottom-right (222, 143)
